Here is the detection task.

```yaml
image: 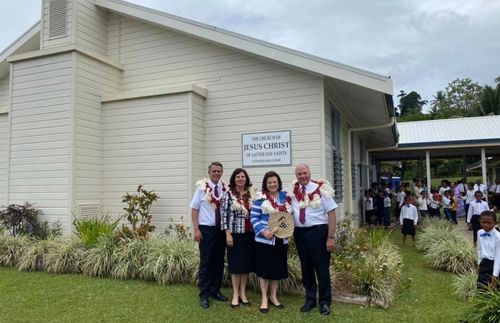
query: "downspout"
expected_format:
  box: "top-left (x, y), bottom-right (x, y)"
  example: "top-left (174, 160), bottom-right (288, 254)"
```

top-left (345, 117), bottom-right (396, 219)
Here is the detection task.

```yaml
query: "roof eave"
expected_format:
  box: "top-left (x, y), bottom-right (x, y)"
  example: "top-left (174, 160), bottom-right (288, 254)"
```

top-left (95, 0), bottom-right (393, 94)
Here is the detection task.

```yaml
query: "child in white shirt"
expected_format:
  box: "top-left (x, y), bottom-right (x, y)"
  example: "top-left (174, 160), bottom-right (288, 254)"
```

top-left (417, 191), bottom-right (430, 218)
top-left (468, 191), bottom-right (491, 245)
top-left (400, 195), bottom-right (418, 246)
top-left (364, 190), bottom-right (375, 226)
top-left (476, 210), bottom-right (500, 290)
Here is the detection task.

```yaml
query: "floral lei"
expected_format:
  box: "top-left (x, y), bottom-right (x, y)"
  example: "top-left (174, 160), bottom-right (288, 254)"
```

top-left (230, 189), bottom-right (255, 216)
top-left (196, 178), bottom-right (226, 209)
top-left (257, 191), bottom-right (293, 214)
top-left (292, 180), bottom-right (334, 209)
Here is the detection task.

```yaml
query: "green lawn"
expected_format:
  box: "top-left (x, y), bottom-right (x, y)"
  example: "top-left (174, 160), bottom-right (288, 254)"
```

top-left (0, 232), bottom-right (470, 323)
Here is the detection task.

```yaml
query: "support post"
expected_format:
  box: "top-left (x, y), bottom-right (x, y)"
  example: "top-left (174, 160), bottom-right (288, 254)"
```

top-left (426, 150), bottom-right (431, 191)
top-left (481, 148), bottom-right (487, 201)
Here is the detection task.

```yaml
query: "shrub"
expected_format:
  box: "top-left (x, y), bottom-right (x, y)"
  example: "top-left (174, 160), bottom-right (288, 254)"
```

top-left (453, 271), bottom-right (477, 300)
top-left (17, 239), bottom-right (58, 271)
top-left (32, 220), bottom-right (63, 240)
top-left (0, 236), bottom-right (31, 267)
top-left (120, 185), bottom-right (159, 239)
top-left (112, 239), bottom-right (153, 280)
top-left (73, 214), bottom-right (120, 247)
top-left (423, 237), bottom-right (476, 274)
top-left (141, 235), bottom-right (198, 285)
top-left (0, 202), bottom-right (43, 237)
top-left (45, 239), bottom-right (85, 274)
top-left (466, 284), bottom-right (500, 322)
top-left (82, 236), bottom-right (117, 277)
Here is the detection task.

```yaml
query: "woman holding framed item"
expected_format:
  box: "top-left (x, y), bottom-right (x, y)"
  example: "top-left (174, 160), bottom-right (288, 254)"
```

top-left (250, 171), bottom-right (292, 313)
top-left (222, 168), bottom-right (255, 308)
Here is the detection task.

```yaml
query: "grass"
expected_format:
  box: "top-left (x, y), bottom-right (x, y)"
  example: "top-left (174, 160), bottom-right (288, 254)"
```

top-left (0, 231), bottom-right (470, 323)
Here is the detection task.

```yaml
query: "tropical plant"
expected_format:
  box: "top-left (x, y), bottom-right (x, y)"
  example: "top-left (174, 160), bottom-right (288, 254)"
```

top-left (0, 202), bottom-right (43, 237)
top-left (32, 220), bottom-right (63, 240)
top-left (453, 271), bottom-right (477, 300)
top-left (466, 283), bottom-right (500, 322)
top-left (45, 239), bottom-right (85, 274)
top-left (0, 235), bottom-right (30, 267)
top-left (120, 185), bottom-right (159, 239)
top-left (73, 213), bottom-right (120, 247)
top-left (423, 237), bottom-right (476, 274)
top-left (479, 83), bottom-right (500, 115)
top-left (17, 239), bottom-right (59, 271)
top-left (112, 238), bottom-right (153, 280)
top-left (141, 235), bottom-right (199, 285)
top-left (82, 236), bottom-right (117, 278)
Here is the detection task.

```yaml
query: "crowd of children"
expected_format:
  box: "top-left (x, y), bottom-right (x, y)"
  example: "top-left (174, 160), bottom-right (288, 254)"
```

top-left (364, 176), bottom-right (500, 289)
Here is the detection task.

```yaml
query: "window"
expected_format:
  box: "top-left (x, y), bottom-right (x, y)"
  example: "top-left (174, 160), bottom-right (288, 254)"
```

top-left (48, 0), bottom-right (68, 39)
top-left (331, 106), bottom-right (343, 202)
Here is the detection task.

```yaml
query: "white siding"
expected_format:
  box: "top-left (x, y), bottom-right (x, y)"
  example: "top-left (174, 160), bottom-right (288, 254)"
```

top-left (102, 94), bottom-right (191, 230)
top-left (0, 114), bottom-right (8, 205)
top-left (110, 17), bottom-right (324, 189)
top-left (74, 53), bottom-right (121, 208)
top-left (190, 93), bottom-right (205, 189)
top-left (9, 53), bottom-right (73, 230)
top-left (76, 0), bottom-right (108, 55)
top-left (42, 0), bottom-right (74, 48)
top-left (0, 76), bottom-right (9, 109)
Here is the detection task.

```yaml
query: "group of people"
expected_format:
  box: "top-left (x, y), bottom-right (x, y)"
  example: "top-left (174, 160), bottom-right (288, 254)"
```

top-left (364, 176), bottom-right (500, 290)
top-left (190, 162), bottom-right (337, 315)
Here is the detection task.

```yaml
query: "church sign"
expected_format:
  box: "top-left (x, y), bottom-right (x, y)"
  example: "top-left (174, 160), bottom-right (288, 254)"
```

top-left (242, 130), bottom-right (291, 167)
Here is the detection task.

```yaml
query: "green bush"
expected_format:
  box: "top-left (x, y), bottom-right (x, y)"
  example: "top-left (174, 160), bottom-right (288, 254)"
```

top-left (82, 237), bottom-right (117, 277)
top-left (112, 239), bottom-right (153, 280)
top-left (73, 214), bottom-right (120, 247)
top-left (140, 235), bottom-right (199, 285)
top-left (17, 239), bottom-right (59, 271)
top-left (331, 228), bottom-right (403, 306)
top-left (0, 236), bottom-right (31, 267)
top-left (416, 219), bottom-right (457, 252)
top-left (453, 271), bottom-right (477, 300)
top-left (45, 239), bottom-right (85, 274)
top-left (466, 284), bottom-right (500, 322)
top-left (423, 237), bottom-right (476, 274)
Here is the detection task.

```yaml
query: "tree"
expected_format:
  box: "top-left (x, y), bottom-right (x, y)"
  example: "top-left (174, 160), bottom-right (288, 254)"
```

top-left (430, 90), bottom-right (447, 113)
top-left (443, 78), bottom-right (482, 116)
top-left (479, 77), bottom-right (500, 115)
top-left (397, 90), bottom-right (427, 118)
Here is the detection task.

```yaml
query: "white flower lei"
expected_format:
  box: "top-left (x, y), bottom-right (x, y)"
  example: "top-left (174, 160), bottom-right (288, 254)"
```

top-left (195, 178), bottom-right (226, 209)
top-left (230, 188), bottom-right (256, 215)
top-left (258, 191), bottom-right (293, 214)
top-left (291, 179), bottom-right (335, 209)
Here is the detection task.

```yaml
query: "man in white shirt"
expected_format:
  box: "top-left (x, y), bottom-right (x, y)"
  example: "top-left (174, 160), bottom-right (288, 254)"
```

top-left (291, 163), bottom-right (337, 316)
top-left (190, 161), bottom-right (227, 308)
top-left (474, 179), bottom-right (488, 198)
top-left (467, 191), bottom-right (490, 245)
top-left (476, 210), bottom-right (500, 290)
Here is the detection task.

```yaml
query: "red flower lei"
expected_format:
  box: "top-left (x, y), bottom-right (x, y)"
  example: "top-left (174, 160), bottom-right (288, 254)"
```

top-left (233, 190), bottom-right (251, 214)
top-left (265, 192), bottom-right (292, 212)
top-left (293, 180), bottom-right (323, 202)
top-left (205, 181), bottom-right (226, 208)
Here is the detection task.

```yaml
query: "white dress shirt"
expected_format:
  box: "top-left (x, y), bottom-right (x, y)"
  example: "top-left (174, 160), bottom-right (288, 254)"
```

top-left (477, 228), bottom-right (500, 277)
top-left (467, 200), bottom-right (490, 223)
top-left (291, 181), bottom-right (337, 227)
top-left (190, 180), bottom-right (225, 226)
top-left (364, 197), bottom-right (374, 211)
top-left (399, 204), bottom-right (418, 225)
top-left (418, 197), bottom-right (429, 211)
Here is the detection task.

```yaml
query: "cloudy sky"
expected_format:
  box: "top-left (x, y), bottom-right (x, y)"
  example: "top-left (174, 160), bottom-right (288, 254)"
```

top-left (1, 0), bottom-right (499, 108)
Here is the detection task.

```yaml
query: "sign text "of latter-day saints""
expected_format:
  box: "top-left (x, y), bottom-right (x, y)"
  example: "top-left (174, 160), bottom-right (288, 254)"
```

top-left (241, 130), bottom-right (291, 167)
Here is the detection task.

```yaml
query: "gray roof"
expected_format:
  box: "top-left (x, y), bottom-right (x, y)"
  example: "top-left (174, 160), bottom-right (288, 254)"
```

top-left (397, 115), bottom-right (500, 148)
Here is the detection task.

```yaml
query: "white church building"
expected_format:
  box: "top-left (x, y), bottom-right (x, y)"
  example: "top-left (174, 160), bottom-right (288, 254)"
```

top-left (0, 0), bottom-right (396, 234)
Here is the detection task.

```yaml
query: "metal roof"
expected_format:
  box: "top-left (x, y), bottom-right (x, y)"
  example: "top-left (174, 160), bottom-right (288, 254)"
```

top-left (397, 115), bottom-right (500, 148)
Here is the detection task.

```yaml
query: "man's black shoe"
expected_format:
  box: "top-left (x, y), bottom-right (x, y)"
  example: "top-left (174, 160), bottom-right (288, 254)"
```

top-left (320, 304), bottom-right (330, 315)
top-left (300, 301), bottom-right (316, 312)
top-left (200, 297), bottom-right (210, 309)
top-left (211, 292), bottom-right (228, 302)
